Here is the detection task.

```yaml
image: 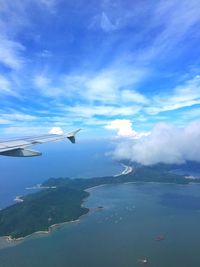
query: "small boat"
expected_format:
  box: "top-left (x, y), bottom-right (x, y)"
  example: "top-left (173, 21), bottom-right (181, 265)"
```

top-left (155, 234), bottom-right (165, 241)
top-left (137, 258), bottom-right (148, 264)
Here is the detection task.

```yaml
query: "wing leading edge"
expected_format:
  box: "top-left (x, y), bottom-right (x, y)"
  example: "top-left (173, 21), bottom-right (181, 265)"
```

top-left (0, 128), bottom-right (81, 157)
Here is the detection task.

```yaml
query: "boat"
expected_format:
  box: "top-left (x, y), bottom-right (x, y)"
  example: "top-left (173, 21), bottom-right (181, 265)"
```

top-left (137, 258), bottom-right (148, 264)
top-left (155, 234), bottom-right (165, 241)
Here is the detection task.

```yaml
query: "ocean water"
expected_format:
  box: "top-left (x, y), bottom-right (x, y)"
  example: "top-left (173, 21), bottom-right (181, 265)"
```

top-left (0, 183), bottom-right (200, 267)
top-left (0, 139), bottom-right (122, 208)
top-left (1, 141), bottom-right (200, 267)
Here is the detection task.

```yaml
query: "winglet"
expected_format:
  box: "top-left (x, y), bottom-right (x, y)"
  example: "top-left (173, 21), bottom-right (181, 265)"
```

top-left (66, 128), bottom-right (81, 143)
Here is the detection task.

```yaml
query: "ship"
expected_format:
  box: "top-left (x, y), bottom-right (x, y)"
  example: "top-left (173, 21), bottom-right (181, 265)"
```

top-left (155, 234), bottom-right (165, 241)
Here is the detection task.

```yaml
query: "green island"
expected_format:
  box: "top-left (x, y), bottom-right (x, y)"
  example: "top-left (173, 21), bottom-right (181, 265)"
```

top-left (0, 165), bottom-right (199, 239)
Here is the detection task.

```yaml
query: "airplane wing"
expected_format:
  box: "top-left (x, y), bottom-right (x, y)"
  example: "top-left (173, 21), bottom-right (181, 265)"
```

top-left (0, 129), bottom-right (81, 157)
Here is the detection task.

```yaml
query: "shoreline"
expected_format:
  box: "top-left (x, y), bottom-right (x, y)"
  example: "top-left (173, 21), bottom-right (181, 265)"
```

top-left (2, 163), bottom-right (132, 243)
top-left (3, 186), bottom-right (105, 244)
top-left (4, 218), bottom-right (82, 244)
top-left (1, 162), bottom-right (198, 245)
top-left (1, 179), bottom-right (199, 245)
top-left (4, 195), bottom-right (91, 243)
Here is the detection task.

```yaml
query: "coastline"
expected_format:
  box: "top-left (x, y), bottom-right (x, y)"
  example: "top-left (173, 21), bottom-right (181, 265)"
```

top-left (4, 196), bottom-right (91, 243)
top-left (1, 163), bottom-right (195, 245)
top-left (86, 184), bottom-right (107, 191)
top-left (1, 179), bottom-right (199, 246)
top-left (3, 218), bottom-right (82, 246)
top-left (3, 182), bottom-right (108, 244)
top-left (3, 164), bottom-right (130, 244)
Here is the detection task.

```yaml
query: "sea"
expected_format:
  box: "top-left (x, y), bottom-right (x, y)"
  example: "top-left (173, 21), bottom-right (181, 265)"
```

top-left (0, 139), bottom-right (122, 208)
top-left (0, 140), bottom-right (200, 267)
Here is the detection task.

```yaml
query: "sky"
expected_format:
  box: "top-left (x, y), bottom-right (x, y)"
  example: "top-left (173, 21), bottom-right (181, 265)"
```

top-left (1, 0), bottom-right (200, 164)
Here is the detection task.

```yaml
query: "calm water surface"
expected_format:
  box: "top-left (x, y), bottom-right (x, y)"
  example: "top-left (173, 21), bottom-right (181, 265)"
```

top-left (0, 183), bottom-right (200, 267)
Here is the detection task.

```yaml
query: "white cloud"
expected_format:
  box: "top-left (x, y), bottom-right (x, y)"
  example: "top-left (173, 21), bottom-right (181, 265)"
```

top-left (154, 0), bottom-right (200, 46)
top-left (0, 112), bottom-right (37, 126)
top-left (0, 1), bottom-right (29, 70)
top-left (146, 75), bottom-right (200, 114)
top-left (0, 36), bottom-right (25, 70)
top-left (121, 89), bottom-right (149, 104)
top-left (0, 0), bottom-right (199, 135)
top-left (39, 0), bottom-right (56, 8)
top-left (100, 12), bottom-right (117, 32)
top-left (105, 119), bottom-right (150, 139)
top-left (34, 66), bottom-right (148, 105)
top-left (110, 120), bottom-right (200, 165)
top-left (0, 118), bottom-right (12, 124)
top-left (183, 108), bottom-right (200, 120)
top-left (85, 72), bottom-right (117, 102)
top-left (49, 127), bottom-right (63, 135)
top-left (0, 110), bottom-right (73, 136)
top-left (37, 49), bottom-right (52, 58)
top-left (34, 74), bottom-right (64, 97)
top-left (0, 75), bottom-right (15, 96)
top-left (34, 75), bottom-right (50, 89)
top-left (38, 0), bottom-right (59, 12)
top-left (2, 126), bottom-right (50, 136)
top-left (82, 67), bottom-right (148, 103)
top-left (105, 119), bottom-right (138, 138)
top-left (0, 0), bottom-right (57, 71)
top-left (65, 105), bottom-right (140, 118)
top-left (9, 113), bottom-right (36, 121)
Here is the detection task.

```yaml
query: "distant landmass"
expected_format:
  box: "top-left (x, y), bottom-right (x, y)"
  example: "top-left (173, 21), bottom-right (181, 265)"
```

top-left (0, 164), bottom-right (199, 239)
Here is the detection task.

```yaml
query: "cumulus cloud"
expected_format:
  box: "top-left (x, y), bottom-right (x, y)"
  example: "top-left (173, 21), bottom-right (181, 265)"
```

top-left (105, 119), bottom-right (150, 139)
top-left (110, 120), bottom-right (200, 165)
top-left (49, 127), bottom-right (63, 135)
top-left (105, 119), bottom-right (138, 138)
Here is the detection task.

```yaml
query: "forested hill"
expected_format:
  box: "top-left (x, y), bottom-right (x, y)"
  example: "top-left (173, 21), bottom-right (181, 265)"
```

top-left (0, 165), bottom-right (196, 239)
top-left (42, 165), bottom-right (192, 190)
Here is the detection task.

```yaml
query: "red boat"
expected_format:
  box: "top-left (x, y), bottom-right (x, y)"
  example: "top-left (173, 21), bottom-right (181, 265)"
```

top-left (155, 234), bottom-right (165, 241)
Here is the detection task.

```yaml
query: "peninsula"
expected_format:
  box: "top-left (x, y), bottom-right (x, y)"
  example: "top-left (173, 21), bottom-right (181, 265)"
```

top-left (0, 165), bottom-right (198, 239)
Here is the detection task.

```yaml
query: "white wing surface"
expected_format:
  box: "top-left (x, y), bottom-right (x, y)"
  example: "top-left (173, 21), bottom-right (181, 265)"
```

top-left (0, 129), bottom-right (81, 157)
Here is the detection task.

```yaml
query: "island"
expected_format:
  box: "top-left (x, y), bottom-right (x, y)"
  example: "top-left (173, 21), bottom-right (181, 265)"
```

top-left (0, 165), bottom-right (199, 239)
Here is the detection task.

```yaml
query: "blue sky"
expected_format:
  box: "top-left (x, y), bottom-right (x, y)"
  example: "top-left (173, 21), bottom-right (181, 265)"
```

top-left (1, 0), bottom-right (200, 138)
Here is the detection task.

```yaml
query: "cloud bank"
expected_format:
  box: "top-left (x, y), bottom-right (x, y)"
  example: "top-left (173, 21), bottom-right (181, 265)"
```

top-left (109, 120), bottom-right (200, 165)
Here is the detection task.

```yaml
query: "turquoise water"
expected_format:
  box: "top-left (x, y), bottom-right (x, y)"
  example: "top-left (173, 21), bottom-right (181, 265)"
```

top-left (0, 183), bottom-right (200, 267)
